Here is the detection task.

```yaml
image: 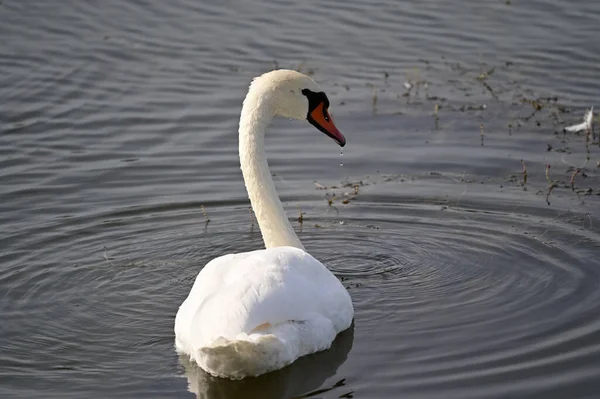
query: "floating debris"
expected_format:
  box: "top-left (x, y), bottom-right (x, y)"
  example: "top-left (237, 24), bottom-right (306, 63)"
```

top-left (103, 246), bottom-right (114, 261)
top-left (545, 165), bottom-right (559, 205)
top-left (367, 84), bottom-right (378, 114)
top-left (564, 107), bottom-right (593, 133)
top-left (480, 124), bottom-right (485, 146)
top-left (476, 67), bottom-right (498, 100)
top-left (570, 169), bottom-right (581, 191)
top-left (297, 205), bottom-right (304, 224)
top-left (433, 103), bottom-right (440, 128)
top-left (314, 181), bottom-right (339, 190)
top-left (372, 87), bottom-right (378, 114)
top-left (457, 104), bottom-right (487, 112)
top-left (477, 67), bottom-right (496, 81)
top-left (200, 205), bottom-right (210, 224)
top-left (326, 193), bottom-right (336, 206)
top-left (521, 159), bottom-right (528, 186)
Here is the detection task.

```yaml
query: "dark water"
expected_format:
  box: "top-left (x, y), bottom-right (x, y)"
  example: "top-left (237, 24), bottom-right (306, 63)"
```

top-left (2, 0), bottom-right (600, 398)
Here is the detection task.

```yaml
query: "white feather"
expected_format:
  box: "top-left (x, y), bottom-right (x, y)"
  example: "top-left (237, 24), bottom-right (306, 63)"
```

top-left (564, 106), bottom-right (594, 133)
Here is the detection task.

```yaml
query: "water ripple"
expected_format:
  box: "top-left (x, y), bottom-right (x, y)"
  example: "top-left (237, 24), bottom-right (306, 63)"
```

top-left (2, 0), bottom-right (600, 397)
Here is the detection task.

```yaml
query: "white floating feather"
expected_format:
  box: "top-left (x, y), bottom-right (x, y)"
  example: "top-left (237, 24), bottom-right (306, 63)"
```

top-left (564, 106), bottom-right (594, 133)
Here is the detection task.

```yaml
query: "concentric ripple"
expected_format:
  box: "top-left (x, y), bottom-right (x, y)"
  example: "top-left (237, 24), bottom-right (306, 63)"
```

top-left (2, 0), bottom-right (600, 397)
top-left (303, 202), bottom-right (600, 398)
top-left (1, 193), bottom-right (600, 398)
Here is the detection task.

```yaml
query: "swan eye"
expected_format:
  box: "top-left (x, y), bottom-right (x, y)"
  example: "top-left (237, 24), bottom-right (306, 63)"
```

top-left (302, 89), bottom-right (330, 114)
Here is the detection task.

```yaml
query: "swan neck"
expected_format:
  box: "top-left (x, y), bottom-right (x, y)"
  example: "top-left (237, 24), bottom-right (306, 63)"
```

top-left (239, 95), bottom-right (304, 250)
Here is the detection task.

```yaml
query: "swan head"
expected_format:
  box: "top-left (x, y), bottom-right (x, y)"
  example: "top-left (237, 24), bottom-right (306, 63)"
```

top-left (249, 69), bottom-right (346, 147)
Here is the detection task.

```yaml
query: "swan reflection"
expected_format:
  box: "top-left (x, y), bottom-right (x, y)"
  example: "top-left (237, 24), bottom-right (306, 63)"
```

top-left (179, 324), bottom-right (354, 399)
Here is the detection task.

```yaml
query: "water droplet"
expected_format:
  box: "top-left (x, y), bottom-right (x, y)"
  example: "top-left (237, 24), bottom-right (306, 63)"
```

top-left (339, 150), bottom-right (344, 167)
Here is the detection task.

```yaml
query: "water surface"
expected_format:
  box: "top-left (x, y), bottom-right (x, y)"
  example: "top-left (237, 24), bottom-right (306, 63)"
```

top-left (2, 0), bottom-right (600, 398)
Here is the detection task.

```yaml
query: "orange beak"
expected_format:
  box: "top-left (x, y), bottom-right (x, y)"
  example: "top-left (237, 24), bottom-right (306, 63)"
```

top-left (307, 102), bottom-right (346, 147)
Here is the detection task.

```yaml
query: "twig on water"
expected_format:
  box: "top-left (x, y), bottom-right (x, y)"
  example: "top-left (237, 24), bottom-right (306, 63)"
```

top-left (521, 159), bottom-right (528, 186)
top-left (200, 204), bottom-right (210, 225)
top-left (414, 68), bottom-right (421, 96)
top-left (371, 85), bottom-right (378, 115)
top-left (481, 80), bottom-right (497, 100)
top-left (545, 164), bottom-right (559, 205)
top-left (476, 66), bottom-right (498, 100)
top-left (297, 204), bottom-right (304, 224)
top-left (585, 128), bottom-right (591, 165)
top-left (570, 168), bottom-right (580, 191)
top-left (480, 124), bottom-right (485, 146)
top-left (569, 168), bottom-right (585, 204)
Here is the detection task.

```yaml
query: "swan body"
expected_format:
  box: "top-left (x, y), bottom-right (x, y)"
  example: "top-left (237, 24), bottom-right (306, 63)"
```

top-left (175, 70), bottom-right (354, 379)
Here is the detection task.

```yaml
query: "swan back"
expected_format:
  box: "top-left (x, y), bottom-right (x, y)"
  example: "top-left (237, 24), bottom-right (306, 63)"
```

top-left (175, 246), bottom-right (353, 378)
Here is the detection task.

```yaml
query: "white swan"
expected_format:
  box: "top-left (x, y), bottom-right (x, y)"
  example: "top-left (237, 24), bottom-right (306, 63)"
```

top-left (174, 69), bottom-right (354, 379)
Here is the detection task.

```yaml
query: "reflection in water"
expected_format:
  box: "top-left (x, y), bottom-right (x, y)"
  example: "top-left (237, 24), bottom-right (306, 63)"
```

top-left (180, 324), bottom-right (354, 399)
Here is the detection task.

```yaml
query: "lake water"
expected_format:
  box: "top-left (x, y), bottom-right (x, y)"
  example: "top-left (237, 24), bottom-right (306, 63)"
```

top-left (2, 0), bottom-right (600, 398)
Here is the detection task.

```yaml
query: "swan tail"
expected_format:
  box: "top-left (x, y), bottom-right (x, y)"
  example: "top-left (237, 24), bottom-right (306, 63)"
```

top-left (193, 319), bottom-right (337, 379)
top-left (198, 333), bottom-right (289, 379)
